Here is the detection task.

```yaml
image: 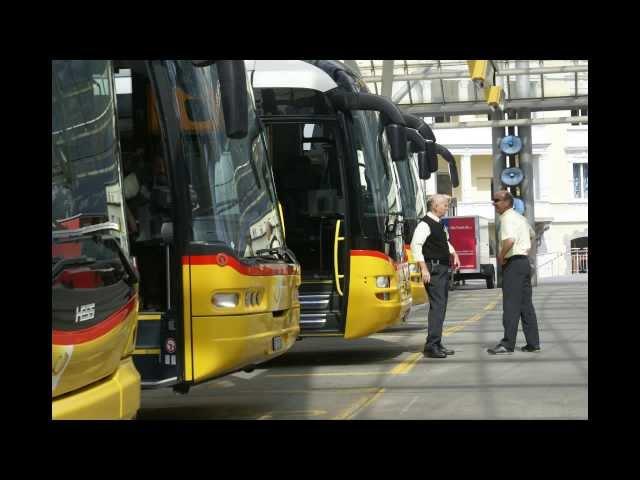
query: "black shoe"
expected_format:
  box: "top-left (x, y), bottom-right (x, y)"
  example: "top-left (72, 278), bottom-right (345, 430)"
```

top-left (423, 346), bottom-right (447, 358)
top-left (520, 344), bottom-right (541, 352)
top-left (438, 343), bottom-right (455, 355)
top-left (487, 344), bottom-right (514, 355)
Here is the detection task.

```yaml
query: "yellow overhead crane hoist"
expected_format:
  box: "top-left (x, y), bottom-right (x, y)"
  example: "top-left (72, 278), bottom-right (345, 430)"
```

top-left (467, 60), bottom-right (504, 111)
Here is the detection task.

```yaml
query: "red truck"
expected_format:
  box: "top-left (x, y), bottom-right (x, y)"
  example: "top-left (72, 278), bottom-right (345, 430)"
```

top-left (444, 215), bottom-right (495, 289)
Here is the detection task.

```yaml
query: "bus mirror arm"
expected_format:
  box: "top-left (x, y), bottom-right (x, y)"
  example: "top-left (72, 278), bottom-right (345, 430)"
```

top-left (406, 127), bottom-right (427, 154)
top-left (328, 90), bottom-right (408, 162)
top-left (402, 113), bottom-right (436, 143)
top-left (328, 91), bottom-right (405, 125)
top-left (434, 143), bottom-right (460, 188)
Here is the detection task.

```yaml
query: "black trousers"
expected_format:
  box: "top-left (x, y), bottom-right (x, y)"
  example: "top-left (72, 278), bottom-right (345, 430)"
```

top-left (501, 256), bottom-right (540, 349)
top-left (425, 263), bottom-right (450, 349)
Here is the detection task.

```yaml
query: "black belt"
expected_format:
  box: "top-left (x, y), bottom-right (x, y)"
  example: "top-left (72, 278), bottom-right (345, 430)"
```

top-left (506, 255), bottom-right (528, 261)
top-left (425, 258), bottom-right (449, 265)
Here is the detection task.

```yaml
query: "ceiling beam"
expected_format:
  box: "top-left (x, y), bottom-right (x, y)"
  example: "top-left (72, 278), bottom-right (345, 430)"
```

top-left (363, 65), bottom-right (588, 83)
top-left (381, 60), bottom-right (394, 99)
top-left (431, 115), bottom-right (588, 129)
top-left (402, 96), bottom-right (588, 116)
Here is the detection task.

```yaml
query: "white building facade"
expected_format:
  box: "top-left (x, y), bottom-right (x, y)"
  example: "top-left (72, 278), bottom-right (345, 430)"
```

top-left (432, 114), bottom-right (588, 279)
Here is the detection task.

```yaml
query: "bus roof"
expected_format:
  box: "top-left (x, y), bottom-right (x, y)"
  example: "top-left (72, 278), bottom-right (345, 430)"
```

top-left (246, 60), bottom-right (338, 93)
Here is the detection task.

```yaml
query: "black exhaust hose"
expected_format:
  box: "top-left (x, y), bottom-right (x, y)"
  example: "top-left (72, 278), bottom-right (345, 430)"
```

top-left (402, 113), bottom-right (436, 143)
top-left (216, 60), bottom-right (249, 139)
top-left (406, 127), bottom-right (427, 154)
top-left (435, 143), bottom-right (460, 188)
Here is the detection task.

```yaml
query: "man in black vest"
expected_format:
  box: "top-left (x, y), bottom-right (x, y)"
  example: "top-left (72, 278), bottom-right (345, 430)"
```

top-left (410, 194), bottom-right (461, 358)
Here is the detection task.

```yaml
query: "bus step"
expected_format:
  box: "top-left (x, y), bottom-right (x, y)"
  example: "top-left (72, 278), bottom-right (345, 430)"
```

top-left (300, 313), bottom-right (328, 328)
top-left (299, 294), bottom-right (331, 311)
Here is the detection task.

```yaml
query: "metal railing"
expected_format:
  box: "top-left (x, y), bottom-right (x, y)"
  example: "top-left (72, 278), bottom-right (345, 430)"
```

top-left (571, 248), bottom-right (589, 274)
top-left (536, 248), bottom-right (588, 277)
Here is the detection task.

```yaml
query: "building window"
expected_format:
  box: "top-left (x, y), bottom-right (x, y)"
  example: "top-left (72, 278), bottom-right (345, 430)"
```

top-left (436, 172), bottom-right (452, 196)
top-left (573, 163), bottom-right (588, 199)
top-left (570, 108), bottom-right (587, 126)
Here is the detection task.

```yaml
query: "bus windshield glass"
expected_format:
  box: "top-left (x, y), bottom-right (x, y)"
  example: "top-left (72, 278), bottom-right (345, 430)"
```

top-left (52, 60), bottom-right (129, 252)
top-left (351, 110), bottom-right (402, 244)
top-left (165, 61), bottom-right (284, 258)
top-left (395, 159), bottom-right (417, 221)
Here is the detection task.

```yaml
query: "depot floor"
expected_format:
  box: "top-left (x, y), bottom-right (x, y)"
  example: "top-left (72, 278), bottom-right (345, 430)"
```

top-left (138, 276), bottom-right (588, 420)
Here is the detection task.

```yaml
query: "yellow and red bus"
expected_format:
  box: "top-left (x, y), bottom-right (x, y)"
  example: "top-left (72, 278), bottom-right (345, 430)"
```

top-left (114, 60), bottom-right (300, 393)
top-left (395, 127), bottom-right (430, 306)
top-left (248, 60), bottom-right (412, 339)
top-left (52, 60), bottom-right (140, 419)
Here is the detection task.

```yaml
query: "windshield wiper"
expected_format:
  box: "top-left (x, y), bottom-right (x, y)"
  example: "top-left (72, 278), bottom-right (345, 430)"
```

top-left (52, 221), bottom-right (120, 240)
top-left (254, 247), bottom-right (298, 264)
top-left (52, 256), bottom-right (95, 280)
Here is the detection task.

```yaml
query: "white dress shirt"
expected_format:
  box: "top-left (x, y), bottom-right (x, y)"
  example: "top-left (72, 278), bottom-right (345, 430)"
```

top-left (500, 208), bottom-right (535, 258)
top-left (410, 212), bottom-right (456, 263)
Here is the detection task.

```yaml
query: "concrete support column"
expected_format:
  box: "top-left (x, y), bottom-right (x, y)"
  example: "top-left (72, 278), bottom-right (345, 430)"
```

top-left (381, 60), bottom-right (394, 99)
top-left (515, 60), bottom-right (538, 286)
top-left (492, 110), bottom-right (506, 287)
top-left (460, 152), bottom-right (473, 202)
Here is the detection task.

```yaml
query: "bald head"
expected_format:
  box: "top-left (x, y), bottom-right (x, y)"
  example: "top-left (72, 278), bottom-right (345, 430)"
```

top-left (492, 190), bottom-right (513, 214)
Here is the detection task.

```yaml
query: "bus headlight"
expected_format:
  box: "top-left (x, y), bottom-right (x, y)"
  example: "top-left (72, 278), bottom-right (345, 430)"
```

top-left (213, 293), bottom-right (239, 308)
top-left (376, 276), bottom-right (390, 288)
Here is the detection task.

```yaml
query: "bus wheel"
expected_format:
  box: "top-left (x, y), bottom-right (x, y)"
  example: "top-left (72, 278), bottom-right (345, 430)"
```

top-left (173, 383), bottom-right (190, 395)
top-left (482, 264), bottom-right (495, 289)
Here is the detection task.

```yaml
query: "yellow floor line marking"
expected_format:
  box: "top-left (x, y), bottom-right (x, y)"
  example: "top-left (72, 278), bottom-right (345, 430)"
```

top-left (267, 372), bottom-right (384, 378)
top-left (215, 388), bottom-right (379, 394)
top-left (257, 409), bottom-right (328, 420)
top-left (399, 294), bottom-right (501, 374)
top-left (333, 387), bottom-right (386, 420)
top-left (484, 301), bottom-right (498, 311)
top-left (266, 294), bottom-right (503, 381)
top-left (390, 352), bottom-right (423, 375)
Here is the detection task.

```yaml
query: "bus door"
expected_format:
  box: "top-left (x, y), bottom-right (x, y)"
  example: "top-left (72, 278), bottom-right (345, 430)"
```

top-left (265, 119), bottom-right (349, 334)
top-left (114, 61), bottom-right (182, 388)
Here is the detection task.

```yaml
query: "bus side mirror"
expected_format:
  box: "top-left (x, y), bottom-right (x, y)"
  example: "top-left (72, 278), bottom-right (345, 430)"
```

top-left (417, 151), bottom-right (431, 180)
top-left (426, 140), bottom-right (438, 172)
top-left (216, 60), bottom-right (249, 139)
top-left (385, 124), bottom-right (408, 162)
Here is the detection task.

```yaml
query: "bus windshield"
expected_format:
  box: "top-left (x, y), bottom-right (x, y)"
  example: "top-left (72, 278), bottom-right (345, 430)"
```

top-left (351, 110), bottom-right (403, 248)
top-left (164, 61), bottom-right (284, 258)
top-left (52, 60), bottom-right (135, 334)
top-left (52, 60), bottom-right (129, 252)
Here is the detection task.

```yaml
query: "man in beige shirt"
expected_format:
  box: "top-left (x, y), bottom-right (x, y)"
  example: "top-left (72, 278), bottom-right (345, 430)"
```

top-left (487, 190), bottom-right (541, 355)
